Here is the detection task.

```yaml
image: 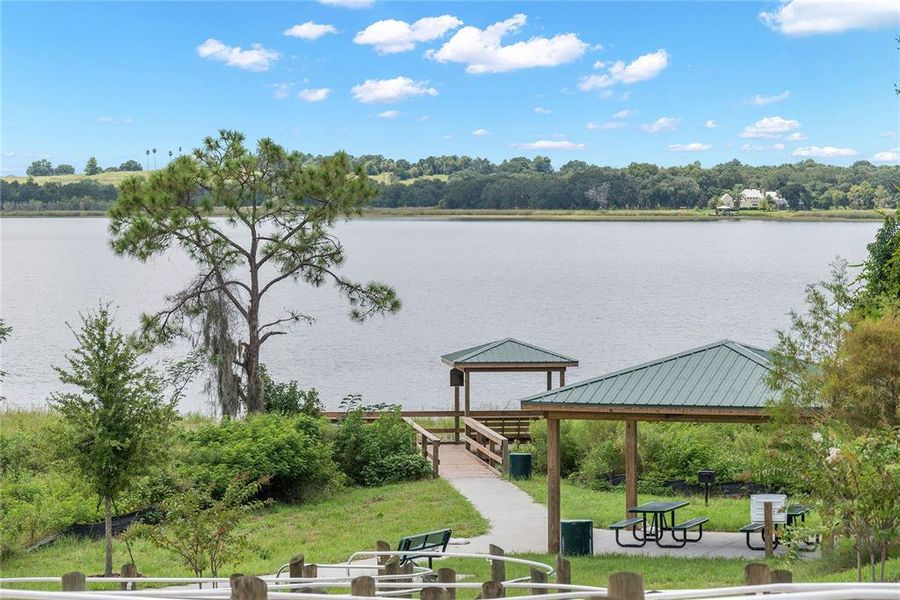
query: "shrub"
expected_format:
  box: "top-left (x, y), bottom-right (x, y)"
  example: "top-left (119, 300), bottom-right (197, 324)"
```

top-left (179, 414), bottom-right (339, 501)
top-left (529, 419), bottom-right (583, 477)
top-left (261, 367), bottom-right (322, 417)
top-left (332, 408), bottom-right (431, 487)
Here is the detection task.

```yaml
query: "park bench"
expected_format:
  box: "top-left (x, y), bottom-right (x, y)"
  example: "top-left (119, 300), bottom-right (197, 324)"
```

top-left (397, 528), bottom-right (452, 568)
top-left (671, 517), bottom-right (709, 544)
top-left (741, 494), bottom-right (786, 551)
top-left (609, 517), bottom-right (646, 548)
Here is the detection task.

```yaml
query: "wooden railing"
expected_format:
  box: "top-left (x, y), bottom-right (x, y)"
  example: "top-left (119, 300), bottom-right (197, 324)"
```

top-left (462, 417), bottom-right (509, 477)
top-left (324, 409), bottom-right (539, 443)
top-left (402, 417), bottom-right (440, 478)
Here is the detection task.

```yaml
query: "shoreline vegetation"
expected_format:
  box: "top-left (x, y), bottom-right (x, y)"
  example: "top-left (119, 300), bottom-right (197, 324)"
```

top-left (0, 207), bottom-right (887, 221)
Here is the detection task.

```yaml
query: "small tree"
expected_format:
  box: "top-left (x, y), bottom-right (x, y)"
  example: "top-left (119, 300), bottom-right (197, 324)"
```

top-left (84, 157), bottom-right (101, 176)
top-left (51, 305), bottom-right (178, 576)
top-left (126, 477), bottom-right (267, 577)
top-left (0, 319), bottom-right (10, 401)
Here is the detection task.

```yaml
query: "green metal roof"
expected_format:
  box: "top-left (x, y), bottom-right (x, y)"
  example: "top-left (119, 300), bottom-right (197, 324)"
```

top-left (520, 340), bottom-right (776, 410)
top-left (441, 338), bottom-right (579, 367)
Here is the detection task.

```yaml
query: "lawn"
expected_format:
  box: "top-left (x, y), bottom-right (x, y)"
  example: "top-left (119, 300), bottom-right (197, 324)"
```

top-left (0, 479), bottom-right (488, 584)
top-left (513, 476), bottom-right (801, 533)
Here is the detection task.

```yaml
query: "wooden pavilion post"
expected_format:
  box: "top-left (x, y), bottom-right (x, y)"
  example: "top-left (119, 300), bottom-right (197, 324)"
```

top-left (624, 420), bottom-right (638, 517)
top-left (453, 385), bottom-right (460, 442)
top-left (464, 369), bottom-right (471, 415)
top-left (560, 369), bottom-right (565, 387)
top-left (546, 371), bottom-right (552, 391)
top-left (547, 415), bottom-right (561, 553)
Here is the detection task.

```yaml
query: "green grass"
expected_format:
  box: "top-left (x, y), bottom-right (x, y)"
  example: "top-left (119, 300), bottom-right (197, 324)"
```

top-left (0, 479), bottom-right (488, 583)
top-left (513, 476), bottom-right (805, 533)
top-left (1, 171), bottom-right (153, 186)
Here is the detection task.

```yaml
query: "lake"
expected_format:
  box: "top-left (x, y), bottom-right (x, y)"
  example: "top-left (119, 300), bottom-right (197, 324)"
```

top-left (0, 217), bottom-right (879, 414)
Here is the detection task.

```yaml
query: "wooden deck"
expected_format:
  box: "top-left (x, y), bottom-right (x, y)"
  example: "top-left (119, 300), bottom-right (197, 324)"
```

top-left (439, 443), bottom-right (498, 478)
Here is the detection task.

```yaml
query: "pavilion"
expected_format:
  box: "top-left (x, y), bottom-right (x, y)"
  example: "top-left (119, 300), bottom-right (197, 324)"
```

top-left (519, 340), bottom-right (780, 553)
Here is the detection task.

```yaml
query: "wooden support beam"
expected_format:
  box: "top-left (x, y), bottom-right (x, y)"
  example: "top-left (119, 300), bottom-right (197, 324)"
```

top-left (625, 421), bottom-right (638, 518)
top-left (464, 370), bottom-right (471, 415)
top-left (546, 371), bottom-right (552, 391)
top-left (547, 417), bottom-right (561, 554)
top-left (453, 387), bottom-right (460, 442)
top-left (560, 369), bottom-right (565, 387)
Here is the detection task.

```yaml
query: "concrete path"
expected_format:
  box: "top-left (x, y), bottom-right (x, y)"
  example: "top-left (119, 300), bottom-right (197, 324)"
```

top-left (441, 448), bottom-right (812, 559)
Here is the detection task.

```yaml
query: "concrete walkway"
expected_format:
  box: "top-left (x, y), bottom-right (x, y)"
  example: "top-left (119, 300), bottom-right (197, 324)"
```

top-left (441, 450), bottom-right (809, 559)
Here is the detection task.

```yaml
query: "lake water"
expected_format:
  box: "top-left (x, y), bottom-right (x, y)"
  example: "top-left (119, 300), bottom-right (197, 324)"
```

top-left (0, 217), bottom-right (879, 414)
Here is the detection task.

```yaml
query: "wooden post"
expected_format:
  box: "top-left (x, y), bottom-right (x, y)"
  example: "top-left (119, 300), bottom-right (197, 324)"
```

top-left (384, 557), bottom-right (401, 577)
top-left (432, 439), bottom-right (441, 478)
top-left (501, 439), bottom-right (509, 476)
top-left (547, 416), bottom-right (561, 554)
top-left (422, 588), bottom-right (447, 600)
top-left (763, 502), bottom-right (774, 558)
top-left (121, 563), bottom-right (138, 591)
top-left (624, 421), bottom-right (638, 519)
top-left (351, 576), bottom-right (376, 597)
top-left (771, 569), bottom-right (793, 584)
top-left (231, 576), bottom-right (267, 600)
top-left (745, 563), bottom-right (771, 586)
top-left (546, 371), bottom-right (552, 390)
top-left (400, 562), bottom-right (414, 599)
top-left (560, 370), bottom-right (565, 387)
top-left (421, 434), bottom-right (428, 458)
top-left (289, 555), bottom-right (304, 592)
top-left (453, 386), bottom-right (460, 443)
top-left (301, 565), bottom-right (320, 594)
top-left (555, 556), bottom-right (571, 594)
top-left (464, 370), bottom-right (470, 415)
top-left (529, 568), bottom-right (547, 594)
top-left (437, 568), bottom-right (456, 600)
top-left (481, 581), bottom-right (503, 599)
top-left (607, 572), bottom-right (644, 600)
top-left (489, 544), bottom-right (506, 582)
top-left (376, 540), bottom-right (391, 567)
top-left (229, 574), bottom-right (245, 589)
top-left (61, 572), bottom-right (85, 592)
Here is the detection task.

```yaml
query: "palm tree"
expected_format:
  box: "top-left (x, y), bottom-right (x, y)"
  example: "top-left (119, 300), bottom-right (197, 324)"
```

top-left (168, 150), bottom-right (173, 164)
top-left (178, 146), bottom-right (183, 155)
top-left (145, 149), bottom-right (150, 170)
top-left (152, 148), bottom-right (157, 170)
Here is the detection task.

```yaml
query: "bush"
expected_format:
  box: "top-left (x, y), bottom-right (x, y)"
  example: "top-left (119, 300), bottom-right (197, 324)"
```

top-left (261, 367), bottom-right (322, 417)
top-left (529, 419), bottom-right (583, 477)
top-left (332, 408), bottom-right (431, 487)
top-left (179, 414), bottom-right (339, 501)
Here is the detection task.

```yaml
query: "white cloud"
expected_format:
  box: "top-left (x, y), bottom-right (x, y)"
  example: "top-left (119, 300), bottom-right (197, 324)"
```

top-left (97, 116), bottom-right (133, 125)
top-left (792, 145), bottom-right (858, 157)
top-left (351, 76), bottom-right (437, 103)
top-left (417, 115), bottom-right (430, 122)
top-left (298, 88), bottom-right (331, 102)
top-left (705, 120), bottom-right (717, 128)
top-left (786, 132), bottom-right (808, 141)
top-left (749, 90), bottom-right (791, 106)
top-left (354, 15), bottom-right (462, 53)
top-left (873, 150), bottom-right (899, 163)
top-left (669, 142), bottom-right (711, 152)
top-left (593, 60), bottom-right (607, 69)
top-left (740, 116), bottom-right (800, 138)
top-left (579, 49), bottom-right (669, 91)
top-left (513, 140), bottom-right (586, 150)
top-left (613, 109), bottom-right (636, 119)
top-left (268, 83), bottom-right (294, 99)
top-left (377, 110), bottom-right (401, 119)
top-left (426, 14), bottom-right (588, 74)
top-left (741, 143), bottom-right (785, 152)
top-left (586, 121), bottom-right (627, 130)
top-left (283, 22), bottom-right (338, 40)
top-left (197, 38), bottom-right (279, 71)
top-left (472, 128), bottom-right (491, 136)
top-left (318, 0), bottom-right (374, 8)
top-left (882, 130), bottom-right (897, 138)
top-left (760, 0), bottom-right (899, 35)
top-left (773, 143), bottom-right (786, 151)
top-left (534, 106), bottom-right (552, 114)
top-left (641, 117), bottom-right (679, 133)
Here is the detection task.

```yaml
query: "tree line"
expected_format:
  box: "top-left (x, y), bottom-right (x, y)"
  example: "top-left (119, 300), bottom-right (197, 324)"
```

top-left (4, 154), bottom-right (899, 212)
top-left (25, 158), bottom-right (143, 177)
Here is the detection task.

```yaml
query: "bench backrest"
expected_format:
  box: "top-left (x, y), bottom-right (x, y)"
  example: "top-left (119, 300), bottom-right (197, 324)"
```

top-left (750, 494), bottom-right (787, 524)
top-left (397, 529), bottom-right (452, 563)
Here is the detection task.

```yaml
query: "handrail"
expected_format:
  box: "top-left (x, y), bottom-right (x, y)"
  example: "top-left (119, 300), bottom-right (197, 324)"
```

top-left (401, 417), bottom-right (440, 443)
top-left (462, 417), bottom-right (507, 445)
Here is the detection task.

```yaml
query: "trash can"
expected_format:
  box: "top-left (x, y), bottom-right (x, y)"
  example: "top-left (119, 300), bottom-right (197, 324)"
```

top-left (508, 453), bottom-right (533, 480)
top-left (560, 519), bottom-right (594, 556)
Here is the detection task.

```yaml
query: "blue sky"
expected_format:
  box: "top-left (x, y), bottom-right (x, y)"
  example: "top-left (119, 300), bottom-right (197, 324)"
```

top-left (2, 0), bottom-right (898, 175)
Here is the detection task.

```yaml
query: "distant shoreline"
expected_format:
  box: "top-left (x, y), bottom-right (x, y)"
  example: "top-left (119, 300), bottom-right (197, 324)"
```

top-left (0, 207), bottom-right (887, 222)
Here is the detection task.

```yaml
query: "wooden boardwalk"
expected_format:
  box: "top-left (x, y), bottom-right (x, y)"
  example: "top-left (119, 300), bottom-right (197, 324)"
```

top-left (439, 443), bottom-right (497, 478)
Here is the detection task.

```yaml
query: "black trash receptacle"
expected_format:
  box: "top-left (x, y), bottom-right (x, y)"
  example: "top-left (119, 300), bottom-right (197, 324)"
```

top-left (560, 519), bottom-right (594, 556)
top-left (508, 453), bottom-right (533, 480)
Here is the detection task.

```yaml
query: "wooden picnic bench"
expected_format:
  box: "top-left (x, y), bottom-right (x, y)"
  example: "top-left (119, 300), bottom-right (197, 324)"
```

top-left (397, 528), bottom-right (451, 568)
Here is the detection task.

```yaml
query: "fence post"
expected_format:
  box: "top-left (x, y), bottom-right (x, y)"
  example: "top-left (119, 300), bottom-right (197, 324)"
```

top-left (529, 568), bottom-right (547, 595)
top-left (607, 572), bottom-right (644, 600)
top-left (351, 576), bottom-right (376, 597)
top-left (489, 544), bottom-right (506, 583)
top-left (481, 581), bottom-right (504, 599)
top-left (745, 563), bottom-right (771, 586)
top-left (375, 541), bottom-right (391, 567)
top-left (302, 564), bottom-right (320, 594)
top-left (432, 439), bottom-right (441, 478)
top-left (771, 569), bottom-right (793, 584)
top-left (121, 563), bottom-right (138, 591)
top-left (501, 439), bottom-right (509, 477)
top-left (763, 502), bottom-right (774, 558)
top-left (61, 572), bottom-right (85, 592)
top-left (422, 588), bottom-right (447, 600)
top-left (231, 576), bottom-right (267, 600)
top-left (229, 574), bottom-right (244, 589)
top-left (555, 555), bottom-right (571, 594)
top-left (437, 568), bottom-right (456, 600)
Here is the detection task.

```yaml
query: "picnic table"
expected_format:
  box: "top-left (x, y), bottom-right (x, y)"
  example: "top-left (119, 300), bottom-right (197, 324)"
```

top-left (610, 500), bottom-right (708, 548)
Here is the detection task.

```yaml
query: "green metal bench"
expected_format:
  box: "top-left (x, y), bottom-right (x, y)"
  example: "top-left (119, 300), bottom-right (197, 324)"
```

top-left (609, 517), bottom-right (646, 548)
top-left (397, 528), bottom-right (451, 568)
top-left (671, 517), bottom-right (709, 545)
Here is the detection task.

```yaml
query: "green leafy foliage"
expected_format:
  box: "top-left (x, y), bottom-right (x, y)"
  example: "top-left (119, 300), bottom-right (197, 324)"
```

top-left (261, 366), bottom-right (322, 417)
top-left (332, 408), bottom-right (431, 487)
top-left (178, 413), bottom-right (339, 501)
